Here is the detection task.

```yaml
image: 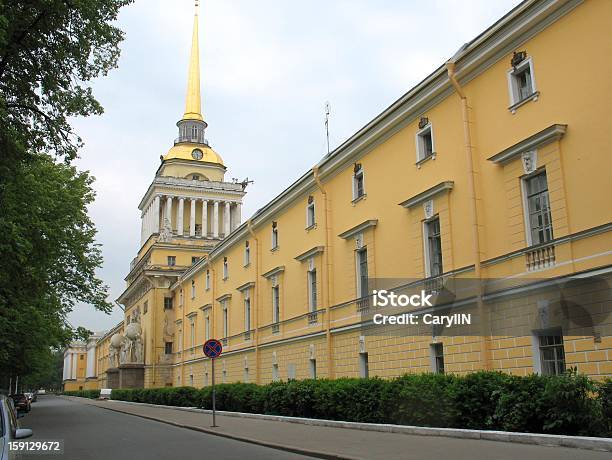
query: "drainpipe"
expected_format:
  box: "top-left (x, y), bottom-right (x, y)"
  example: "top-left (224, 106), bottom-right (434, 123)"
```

top-left (247, 219), bottom-right (261, 384)
top-left (446, 61), bottom-right (491, 370)
top-left (313, 166), bottom-right (335, 379)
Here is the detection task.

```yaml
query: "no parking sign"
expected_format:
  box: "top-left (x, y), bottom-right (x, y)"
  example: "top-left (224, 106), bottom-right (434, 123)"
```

top-left (202, 339), bottom-right (223, 427)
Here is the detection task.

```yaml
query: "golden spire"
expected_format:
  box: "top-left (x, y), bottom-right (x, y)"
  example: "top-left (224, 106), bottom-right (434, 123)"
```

top-left (182, 0), bottom-right (203, 121)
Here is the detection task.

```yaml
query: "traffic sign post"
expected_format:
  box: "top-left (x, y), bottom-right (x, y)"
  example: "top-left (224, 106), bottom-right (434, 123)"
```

top-left (203, 339), bottom-right (223, 427)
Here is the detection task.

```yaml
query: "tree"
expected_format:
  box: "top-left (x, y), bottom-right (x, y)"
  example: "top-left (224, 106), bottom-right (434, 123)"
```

top-left (0, 0), bottom-right (133, 161)
top-left (0, 152), bottom-right (112, 379)
top-left (0, 0), bottom-right (132, 385)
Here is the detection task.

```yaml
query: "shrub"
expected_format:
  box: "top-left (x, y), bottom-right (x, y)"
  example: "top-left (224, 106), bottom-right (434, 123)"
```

top-left (108, 371), bottom-right (608, 437)
top-left (62, 389), bottom-right (100, 399)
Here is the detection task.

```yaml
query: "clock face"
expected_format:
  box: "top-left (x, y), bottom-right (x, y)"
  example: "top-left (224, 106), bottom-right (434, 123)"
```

top-left (191, 149), bottom-right (203, 160)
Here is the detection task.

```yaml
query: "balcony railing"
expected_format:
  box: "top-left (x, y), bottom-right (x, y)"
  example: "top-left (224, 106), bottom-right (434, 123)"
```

top-left (526, 243), bottom-right (556, 271)
top-left (174, 134), bottom-right (208, 145)
top-left (307, 311), bottom-right (318, 324)
top-left (356, 297), bottom-right (371, 313)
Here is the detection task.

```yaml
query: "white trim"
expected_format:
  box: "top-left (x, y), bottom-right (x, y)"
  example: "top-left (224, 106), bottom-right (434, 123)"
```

top-left (507, 57), bottom-right (538, 110)
top-left (415, 123), bottom-right (435, 162)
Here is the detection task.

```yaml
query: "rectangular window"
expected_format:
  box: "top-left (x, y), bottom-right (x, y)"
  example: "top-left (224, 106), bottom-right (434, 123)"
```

top-left (164, 297), bottom-right (173, 310)
top-left (359, 352), bottom-right (369, 378)
top-left (164, 342), bottom-right (173, 354)
top-left (271, 223), bottom-right (279, 250)
top-left (356, 248), bottom-right (369, 298)
top-left (309, 359), bottom-right (317, 379)
top-left (167, 256), bottom-right (176, 266)
top-left (244, 241), bottom-right (250, 266)
top-left (189, 374), bottom-right (194, 386)
top-left (272, 363), bottom-right (280, 382)
top-left (222, 302), bottom-right (229, 338)
top-left (308, 269), bottom-right (317, 311)
top-left (272, 285), bottom-right (280, 323)
top-left (352, 164), bottom-right (365, 200)
top-left (143, 300), bottom-right (148, 314)
top-left (244, 295), bottom-right (251, 332)
top-left (538, 333), bottom-right (566, 376)
top-left (190, 320), bottom-right (195, 349)
top-left (508, 58), bottom-right (536, 106)
top-left (223, 258), bottom-right (228, 280)
top-left (243, 367), bottom-right (249, 383)
top-left (416, 124), bottom-right (434, 162)
top-left (205, 315), bottom-right (210, 341)
top-left (431, 343), bottom-right (445, 374)
top-left (306, 202), bottom-right (315, 228)
top-left (192, 256), bottom-right (200, 264)
top-left (424, 217), bottom-right (443, 277)
top-left (205, 270), bottom-right (210, 290)
top-left (524, 171), bottom-right (553, 245)
top-left (191, 280), bottom-right (196, 299)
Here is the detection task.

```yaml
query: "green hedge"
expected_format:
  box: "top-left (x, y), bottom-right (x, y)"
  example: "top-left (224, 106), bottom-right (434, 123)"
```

top-left (62, 389), bottom-right (100, 399)
top-left (110, 371), bottom-right (611, 437)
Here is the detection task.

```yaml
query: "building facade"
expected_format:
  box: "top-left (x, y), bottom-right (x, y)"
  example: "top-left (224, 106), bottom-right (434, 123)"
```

top-left (95, 0), bottom-right (611, 389)
top-left (62, 332), bottom-right (105, 391)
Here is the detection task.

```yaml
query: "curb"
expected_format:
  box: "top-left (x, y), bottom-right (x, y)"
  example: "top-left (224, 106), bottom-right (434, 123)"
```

top-left (105, 399), bottom-right (612, 452)
top-left (63, 396), bottom-right (612, 454)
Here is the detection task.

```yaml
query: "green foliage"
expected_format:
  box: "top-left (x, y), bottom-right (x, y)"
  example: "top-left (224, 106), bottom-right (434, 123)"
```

top-left (0, 154), bottom-right (112, 380)
top-left (63, 389), bottom-right (100, 399)
top-left (0, 0), bottom-right (132, 393)
top-left (110, 371), bottom-right (610, 437)
top-left (0, 0), bottom-right (133, 160)
top-left (598, 379), bottom-right (612, 436)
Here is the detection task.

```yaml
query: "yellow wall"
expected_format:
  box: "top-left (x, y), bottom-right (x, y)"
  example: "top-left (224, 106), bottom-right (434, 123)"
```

top-left (104, 0), bottom-right (612, 387)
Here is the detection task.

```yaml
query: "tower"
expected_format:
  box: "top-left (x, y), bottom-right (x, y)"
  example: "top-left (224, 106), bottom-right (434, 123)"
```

top-left (116, 1), bottom-right (247, 389)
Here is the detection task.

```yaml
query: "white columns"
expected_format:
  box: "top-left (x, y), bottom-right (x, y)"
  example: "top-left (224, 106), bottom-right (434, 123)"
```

top-left (202, 200), bottom-right (208, 237)
top-left (166, 196), bottom-right (173, 230)
top-left (213, 201), bottom-right (219, 238)
top-left (71, 352), bottom-right (77, 379)
top-left (234, 203), bottom-right (242, 230)
top-left (178, 197), bottom-right (185, 236)
top-left (224, 201), bottom-right (231, 236)
top-left (190, 199), bottom-right (196, 236)
top-left (153, 195), bottom-right (161, 233)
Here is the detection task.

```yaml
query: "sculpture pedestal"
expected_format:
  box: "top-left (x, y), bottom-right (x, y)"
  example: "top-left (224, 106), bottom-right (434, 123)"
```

top-left (106, 368), bottom-right (120, 389)
top-left (118, 364), bottom-right (145, 389)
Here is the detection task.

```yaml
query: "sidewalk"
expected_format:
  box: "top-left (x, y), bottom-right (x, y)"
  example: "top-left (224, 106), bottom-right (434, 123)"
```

top-left (74, 398), bottom-right (609, 460)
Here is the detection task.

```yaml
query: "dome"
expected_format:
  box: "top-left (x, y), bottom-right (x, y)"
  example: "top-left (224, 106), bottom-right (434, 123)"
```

top-left (163, 143), bottom-right (224, 166)
top-left (110, 333), bottom-right (123, 349)
top-left (125, 323), bottom-right (142, 340)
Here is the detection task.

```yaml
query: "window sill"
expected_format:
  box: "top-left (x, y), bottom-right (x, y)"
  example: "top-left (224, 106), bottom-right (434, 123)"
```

top-left (509, 91), bottom-right (540, 114)
top-left (305, 223), bottom-right (317, 232)
top-left (352, 194), bottom-right (367, 206)
top-left (416, 152), bottom-right (437, 168)
top-left (243, 262), bottom-right (251, 268)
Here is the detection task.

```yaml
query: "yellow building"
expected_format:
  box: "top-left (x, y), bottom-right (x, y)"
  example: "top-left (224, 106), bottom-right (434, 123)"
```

top-left (62, 332), bottom-right (105, 391)
top-left (99, 0), bottom-right (611, 389)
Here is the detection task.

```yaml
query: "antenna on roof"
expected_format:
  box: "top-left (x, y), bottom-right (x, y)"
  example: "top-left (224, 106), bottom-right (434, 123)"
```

top-left (324, 101), bottom-right (331, 155)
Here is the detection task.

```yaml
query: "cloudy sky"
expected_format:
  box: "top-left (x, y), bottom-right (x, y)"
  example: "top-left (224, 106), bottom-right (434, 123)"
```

top-left (70, 0), bottom-right (522, 331)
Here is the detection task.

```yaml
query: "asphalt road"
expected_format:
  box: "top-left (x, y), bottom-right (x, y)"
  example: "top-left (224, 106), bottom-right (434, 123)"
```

top-left (20, 396), bottom-right (313, 460)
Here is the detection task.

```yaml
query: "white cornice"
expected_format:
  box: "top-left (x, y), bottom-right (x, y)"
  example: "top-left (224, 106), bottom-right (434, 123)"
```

top-left (399, 181), bottom-right (455, 209)
top-left (295, 246), bottom-right (325, 262)
top-left (487, 124), bottom-right (567, 164)
top-left (262, 265), bottom-right (285, 279)
top-left (338, 220), bottom-right (378, 240)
